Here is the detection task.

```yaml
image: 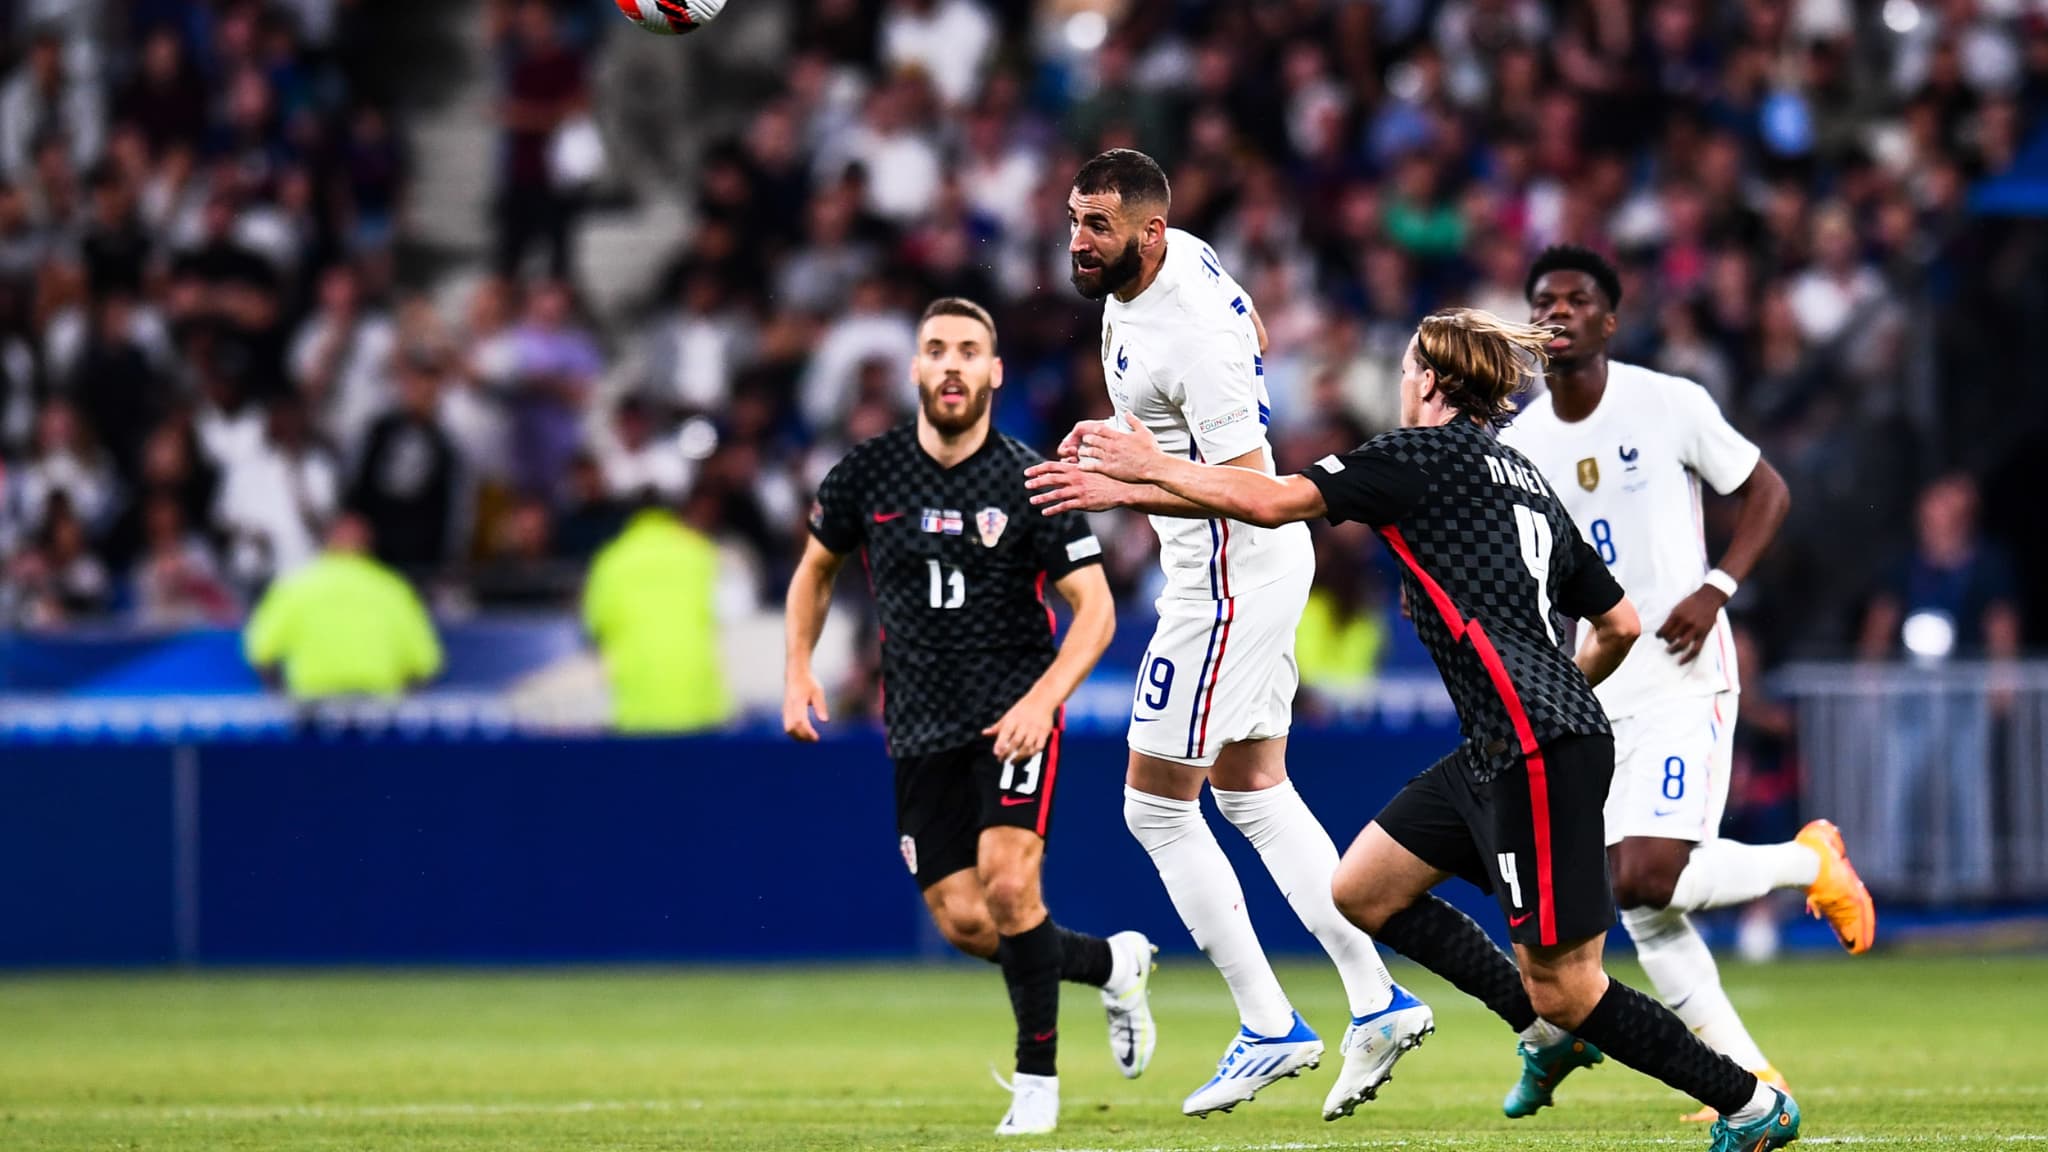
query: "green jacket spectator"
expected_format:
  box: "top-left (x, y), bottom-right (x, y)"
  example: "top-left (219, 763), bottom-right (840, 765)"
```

top-left (244, 516), bottom-right (443, 699)
top-left (583, 507), bottom-right (732, 734)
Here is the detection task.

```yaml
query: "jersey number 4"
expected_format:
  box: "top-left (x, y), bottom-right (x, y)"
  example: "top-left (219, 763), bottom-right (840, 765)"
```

top-left (1511, 504), bottom-right (1558, 643)
top-left (926, 560), bottom-right (965, 609)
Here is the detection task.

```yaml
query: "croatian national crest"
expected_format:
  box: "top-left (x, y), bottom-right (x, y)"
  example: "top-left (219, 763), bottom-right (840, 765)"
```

top-left (976, 506), bottom-right (1009, 548)
top-left (1577, 457), bottom-right (1600, 491)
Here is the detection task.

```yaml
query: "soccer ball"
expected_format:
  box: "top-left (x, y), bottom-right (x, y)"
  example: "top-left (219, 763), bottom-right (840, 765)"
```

top-left (614, 0), bottom-right (724, 35)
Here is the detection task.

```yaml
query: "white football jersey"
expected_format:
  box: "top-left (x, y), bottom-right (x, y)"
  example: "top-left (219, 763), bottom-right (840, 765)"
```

top-left (1500, 361), bottom-right (1761, 720)
top-left (1099, 228), bottom-right (1310, 601)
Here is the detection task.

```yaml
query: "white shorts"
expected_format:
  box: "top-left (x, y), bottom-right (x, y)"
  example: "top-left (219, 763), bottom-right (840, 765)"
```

top-left (1603, 691), bottom-right (1739, 846)
top-left (1127, 568), bottom-right (1308, 768)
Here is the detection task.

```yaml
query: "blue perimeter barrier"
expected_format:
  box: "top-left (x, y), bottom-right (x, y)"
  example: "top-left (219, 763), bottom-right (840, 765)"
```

top-left (0, 726), bottom-right (1502, 967)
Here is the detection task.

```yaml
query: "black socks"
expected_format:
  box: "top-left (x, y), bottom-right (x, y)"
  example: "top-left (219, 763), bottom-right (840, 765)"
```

top-left (1375, 894), bottom-right (1539, 1031)
top-left (997, 919), bottom-right (1063, 1076)
top-left (1573, 979), bottom-right (1760, 1116)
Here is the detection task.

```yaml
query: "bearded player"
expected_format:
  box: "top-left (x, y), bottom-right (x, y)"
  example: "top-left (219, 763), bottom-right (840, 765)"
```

top-left (1497, 246), bottom-right (1874, 1122)
top-left (784, 297), bottom-right (1155, 1136)
top-left (1033, 149), bottom-right (1432, 1122)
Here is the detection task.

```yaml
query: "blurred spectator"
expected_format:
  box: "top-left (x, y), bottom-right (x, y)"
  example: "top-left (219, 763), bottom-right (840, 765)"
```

top-left (290, 262), bottom-right (395, 457)
top-left (551, 452), bottom-right (626, 561)
top-left (16, 398), bottom-right (114, 536)
top-left (1295, 527), bottom-right (1390, 705)
top-left (244, 513), bottom-right (443, 700)
top-left (494, 0), bottom-right (588, 280)
top-left (582, 493), bottom-right (732, 733)
top-left (115, 26), bottom-right (208, 155)
top-left (4, 490), bottom-right (108, 626)
top-left (798, 278), bottom-right (916, 431)
top-left (215, 394), bottom-right (339, 586)
top-left (595, 394), bottom-right (689, 501)
top-left (503, 279), bottom-right (600, 499)
top-left (0, 30), bottom-right (103, 180)
top-left (879, 0), bottom-right (994, 110)
top-left (471, 494), bottom-right (575, 609)
top-left (70, 291), bottom-right (167, 483)
top-left (1859, 474), bottom-right (2021, 664)
top-left (1858, 474), bottom-right (2020, 899)
top-left (348, 351), bottom-right (460, 575)
top-left (132, 492), bottom-right (238, 628)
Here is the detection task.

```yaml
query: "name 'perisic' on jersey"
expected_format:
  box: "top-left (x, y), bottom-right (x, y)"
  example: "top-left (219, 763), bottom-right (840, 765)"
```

top-left (1303, 419), bottom-right (1624, 784)
top-left (810, 423), bottom-right (1104, 758)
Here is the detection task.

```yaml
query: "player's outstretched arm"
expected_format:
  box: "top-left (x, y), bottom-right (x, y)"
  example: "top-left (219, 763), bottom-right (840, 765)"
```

top-left (783, 536), bottom-right (846, 742)
top-left (1657, 457), bottom-right (1790, 663)
top-left (1577, 595), bottom-right (1642, 688)
top-left (1065, 418), bottom-right (1325, 527)
top-left (984, 564), bottom-right (1115, 762)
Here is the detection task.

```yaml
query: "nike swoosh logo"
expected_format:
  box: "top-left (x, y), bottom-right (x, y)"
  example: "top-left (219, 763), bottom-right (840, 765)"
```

top-left (1509, 912), bottom-right (1533, 927)
top-left (872, 511), bottom-right (904, 523)
top-left (1033, 1029), bottom-right (1057, 1043)
top-left (1000, 796), bottom-right (1037, 807)
top-left (1653, 808), bottom-right (1681, 817)
top-left (1131, 715), bottom-right (1162, 723)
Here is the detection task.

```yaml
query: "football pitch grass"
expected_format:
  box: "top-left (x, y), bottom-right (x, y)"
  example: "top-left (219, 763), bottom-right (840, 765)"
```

top-left (2, 955), bottom-right (2044, 1151)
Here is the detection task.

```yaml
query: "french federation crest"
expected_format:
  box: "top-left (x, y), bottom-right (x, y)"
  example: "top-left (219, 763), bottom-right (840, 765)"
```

top-left (1577, 457), bottom-right (1600, 491)
top-left (977, 506), bottom-right (1009, 548)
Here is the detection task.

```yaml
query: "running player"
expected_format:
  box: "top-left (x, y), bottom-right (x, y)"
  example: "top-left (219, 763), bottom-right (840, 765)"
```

top-left (1036, 307), bottom-right (1803, 1152)
top-left (1039, 148), bottom-right (1432, 1122)
top-left (784, 297), bottom-right (1156, 1137)
top-left (1502, 246), bottom-right (1874, 1122)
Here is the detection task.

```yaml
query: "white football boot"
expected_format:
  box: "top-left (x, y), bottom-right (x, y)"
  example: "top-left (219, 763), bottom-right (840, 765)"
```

top-left (1181, 1011), bottom-right (1324, 1117)
top-left (1322, 983), bottom-right (1435, 1120)
top-left (993, 1071), bottom-right (1058, 1136)
top-left (1100, 930), bottom-right (1158, 1079)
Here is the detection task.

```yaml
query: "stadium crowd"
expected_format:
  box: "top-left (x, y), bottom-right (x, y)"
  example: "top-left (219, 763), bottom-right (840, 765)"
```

top-left (0, 0), bottom-right (2042, 690)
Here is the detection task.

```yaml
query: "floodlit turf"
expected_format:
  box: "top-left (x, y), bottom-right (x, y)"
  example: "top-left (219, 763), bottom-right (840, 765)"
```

top-left (1, 955), bottom-right (2043, 1151)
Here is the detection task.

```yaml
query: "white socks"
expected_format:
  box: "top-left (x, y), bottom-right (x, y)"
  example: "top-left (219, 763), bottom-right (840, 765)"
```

top-left (1667, 840), bottom-right (1820, 912)
top-left (1123, 787), bottom-right (1295, 1036)
top-left (1213, 780), bottom-right (1396, 1017)
top-left (1622, 905), bottom-right (1772, 1072)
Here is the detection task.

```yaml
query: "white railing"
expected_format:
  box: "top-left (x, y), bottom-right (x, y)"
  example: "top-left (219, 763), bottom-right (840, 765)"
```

top-left (1776, 661), bottom-right (2048, 903)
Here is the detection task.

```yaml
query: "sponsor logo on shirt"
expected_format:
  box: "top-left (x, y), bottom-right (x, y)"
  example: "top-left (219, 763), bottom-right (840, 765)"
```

top-left (1198, 406), bottom-right (1251, 435)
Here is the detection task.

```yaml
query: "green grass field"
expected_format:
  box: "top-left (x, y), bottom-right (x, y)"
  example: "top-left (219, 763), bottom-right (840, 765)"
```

top-left (2, 955), bottom-right (2044, 1151)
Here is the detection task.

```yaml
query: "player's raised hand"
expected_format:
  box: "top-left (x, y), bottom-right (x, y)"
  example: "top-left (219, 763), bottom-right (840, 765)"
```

top-left (1656, 586), bottom-right (1726, 664)
top-left (984, 691), bottom-right (1054, 763)
top-left (1076, 416), bottom-right (1162, 483)
top-left (1025, 460), bottom-right (1127, 515)
top-left (783, 669), bottom-right (830, 741)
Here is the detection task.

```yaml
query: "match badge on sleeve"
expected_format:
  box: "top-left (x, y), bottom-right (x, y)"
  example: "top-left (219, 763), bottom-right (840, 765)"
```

top-left (976, 507), bottom-right (1008, 548)
top-left (1577, 458), bottom-right (1600, 491)
top-left (899, 835), bottom-right (918, 876)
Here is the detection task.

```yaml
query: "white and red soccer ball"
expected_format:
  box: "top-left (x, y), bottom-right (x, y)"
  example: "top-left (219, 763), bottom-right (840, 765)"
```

top-left (614, 0), bottom-right (724, 36)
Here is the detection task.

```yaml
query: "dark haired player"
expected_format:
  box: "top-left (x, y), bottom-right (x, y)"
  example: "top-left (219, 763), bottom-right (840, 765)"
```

top-left (1058, 148), bottom-right (1431, 1121)
top-left (784, 298), bottom-right (1155, 1137)
top-left (1502, 246), bottom-right (1873, 1123)
top-left (1031, 307), bottom-right (1803, 1151)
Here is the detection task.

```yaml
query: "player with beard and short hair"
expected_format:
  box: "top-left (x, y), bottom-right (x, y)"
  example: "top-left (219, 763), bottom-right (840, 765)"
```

top-left (1034, 149), bottom-right (1434, 1123)
top-left (1500, 245), bottom-right (1874, 1123)
top-left (784, 297), bottom-right (1156, 1138)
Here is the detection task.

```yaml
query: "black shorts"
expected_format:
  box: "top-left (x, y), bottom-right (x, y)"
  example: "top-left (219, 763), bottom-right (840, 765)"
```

top-left (893, 731), bottom-right (1062, 890)
top-left (1375, 734), bottom-right (1616, 948)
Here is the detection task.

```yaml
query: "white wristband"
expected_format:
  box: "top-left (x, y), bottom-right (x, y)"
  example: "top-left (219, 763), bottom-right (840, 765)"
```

top-left (1702, 568), bottom-right (1739, 599)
